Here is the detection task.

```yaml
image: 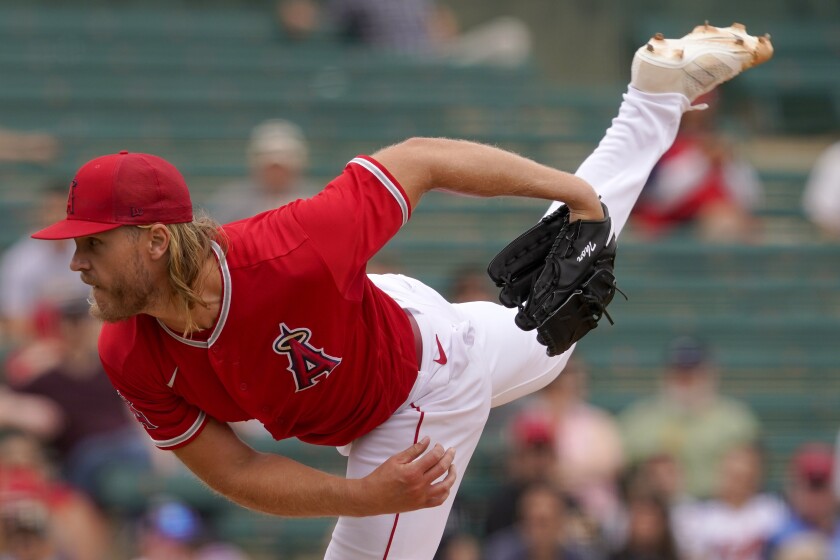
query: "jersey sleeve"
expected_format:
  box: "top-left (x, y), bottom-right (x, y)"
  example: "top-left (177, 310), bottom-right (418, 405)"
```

top-left (287, 155), bottom-right (412, 293)
top-left (99, 324), bottom-right (208, 450)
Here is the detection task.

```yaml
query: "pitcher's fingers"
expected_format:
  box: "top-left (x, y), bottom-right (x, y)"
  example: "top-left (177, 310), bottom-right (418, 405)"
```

top-left (411, 442), bottom-right (445, 472)
top-left (423, 447), bottom-right (456, 482)
top-left (394, 436), bottom-right (431, 464)
top-left (432, 463), bottom-right (458, 499)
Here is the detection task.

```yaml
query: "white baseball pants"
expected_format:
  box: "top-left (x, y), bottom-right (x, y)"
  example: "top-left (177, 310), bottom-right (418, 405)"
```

top-left (324, 87), bottom-right (690, 559)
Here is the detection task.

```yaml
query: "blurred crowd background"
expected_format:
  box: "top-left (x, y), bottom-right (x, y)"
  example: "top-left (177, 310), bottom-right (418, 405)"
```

top-left (0, 0), bottom-right (839, 558)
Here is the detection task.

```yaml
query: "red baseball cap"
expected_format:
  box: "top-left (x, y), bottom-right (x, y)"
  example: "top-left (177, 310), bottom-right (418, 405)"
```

top-left (32, 151), bottom-right (194, 240)
top-left (790, 443), bottom-right (835, 485)
top-left (510, 410), bottom-right (556, 448)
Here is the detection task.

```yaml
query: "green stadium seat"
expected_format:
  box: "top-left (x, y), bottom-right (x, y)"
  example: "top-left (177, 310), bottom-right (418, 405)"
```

top-left (2, 3), bottom-right (839, 554)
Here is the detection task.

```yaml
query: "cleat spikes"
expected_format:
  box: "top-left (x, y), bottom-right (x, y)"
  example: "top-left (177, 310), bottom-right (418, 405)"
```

top-left (630, 21), bottom-right (774, 103)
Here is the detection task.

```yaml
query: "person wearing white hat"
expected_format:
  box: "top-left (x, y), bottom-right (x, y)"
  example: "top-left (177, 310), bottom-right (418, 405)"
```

top-left (208, 119), bottom-right (314, 224)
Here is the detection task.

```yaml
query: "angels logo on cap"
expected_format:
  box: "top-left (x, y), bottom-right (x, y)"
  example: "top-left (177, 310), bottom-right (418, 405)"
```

top-left (32, 151), bottom-right (194, 240)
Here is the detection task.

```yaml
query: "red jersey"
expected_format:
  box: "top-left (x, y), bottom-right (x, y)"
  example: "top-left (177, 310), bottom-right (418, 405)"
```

top-left (99, 156), bottom-right (418, 450)
top-left (634, 135), bottom-right (732, 232)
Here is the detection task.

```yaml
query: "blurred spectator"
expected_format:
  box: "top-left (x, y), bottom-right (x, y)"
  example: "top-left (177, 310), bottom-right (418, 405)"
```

top-left (276, 0), bottom-right (321, 41)
top-left (771, 533), bottom-right (830, 560)
top-left (435, 532), bottom-right (480, 560)
top-left (483, 412), bottom-right (560, 538)
top-left (527, 358), bottom-right (624, 527)
top-left (765, 443), bottom-right (840, 559)
top-left (0, 391), bottom-right (61, 445)
top-left (3, 296), bottom-right (151, 505)
top-left (132, 498), bottom-right (204, 560)
top-left (0, 434), bottom-right (110, 560)
top-left (194, 544), bottom-right (252, 560)
top-left (0, 182), bottom-right (88, 346)
top-left (0, 498), bottom-right (62, 560)
top-left (802, 140), bottom-right (840, 239)
top-left (131, 498), bottom-right (251, 560)
top-left (635, 454), bottom-right (692, 510)
top-left (632, 92), bottom-right (764, 242)
top-left (678, 442), bottom-right (785, 560)
top-left (447, 265), bottom-right (496, 303)
top-left (276, 0), bottom-right (532, 67)
top-left (608, 487), bottom-right (680, 560)
top-left (603, 457), bottom-right (692, 558)
top-left (484, 482), bottom-right (603, 560)
top-left (618, 336), bottom-right (761, 498)
top-left (207, 120), bottom-right (314, 224)
top-left (0, 129), bottom-right (58, 165)
top-left (325, 0), bottom-right (457, 53)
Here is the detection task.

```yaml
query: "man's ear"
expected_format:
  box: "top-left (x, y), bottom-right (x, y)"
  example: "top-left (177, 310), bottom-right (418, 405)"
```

top-left (147, 224), bottom-right (171, 261)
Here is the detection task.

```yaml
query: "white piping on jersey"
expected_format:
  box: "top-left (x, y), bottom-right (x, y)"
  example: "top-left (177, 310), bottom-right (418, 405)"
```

top-left (157, 241), bottom-right (231, 349)
top-left (348, 157), bottom-right (409, 226)
top-left (152, 411), bottom-right (207, 449)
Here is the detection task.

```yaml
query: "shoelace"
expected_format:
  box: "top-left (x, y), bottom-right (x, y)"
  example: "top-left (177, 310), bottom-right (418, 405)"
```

top-left (583, 272), bottom-right (628, 326)
top-left (498, 271), bottom-right (521, 306)
top-left (583, 291), bottom-right (615, 325)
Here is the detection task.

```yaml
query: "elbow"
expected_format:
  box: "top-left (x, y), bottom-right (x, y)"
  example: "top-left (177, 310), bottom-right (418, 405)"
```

top-left (384, 136), bottom-right (447, 168)
top-left (396, 136), bottom-right (465, 161)
top-left (373, 136), bottom-right (456, 201)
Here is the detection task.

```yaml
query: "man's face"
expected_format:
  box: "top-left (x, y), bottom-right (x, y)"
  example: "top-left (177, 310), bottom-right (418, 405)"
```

top-left (520, 487), bottom-right (564, 549)
top-left (255, 161), bottom-right (299, 194)
top-left (790, 472), bottom-right (837, 524)
top-left (718, 446), bottom-right (762, 504)
top-left (70, 227), bottom-right (157, 322)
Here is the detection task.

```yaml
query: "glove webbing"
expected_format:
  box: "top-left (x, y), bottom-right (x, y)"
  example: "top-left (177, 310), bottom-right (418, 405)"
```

top-left (497, 217), bottom-right (570, 308)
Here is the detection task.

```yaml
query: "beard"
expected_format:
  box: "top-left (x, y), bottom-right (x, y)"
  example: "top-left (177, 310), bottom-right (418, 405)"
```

top-left (88, 250), bottom-right (158, 323)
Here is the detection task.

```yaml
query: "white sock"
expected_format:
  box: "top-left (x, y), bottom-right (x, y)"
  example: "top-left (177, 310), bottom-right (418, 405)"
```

top-left (545, 86), bottom-right (690, 238)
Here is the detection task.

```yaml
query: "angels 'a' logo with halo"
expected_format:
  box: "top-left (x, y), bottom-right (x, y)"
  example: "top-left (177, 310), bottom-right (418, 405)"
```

top-left (273, 323), bottom-right (342, 392)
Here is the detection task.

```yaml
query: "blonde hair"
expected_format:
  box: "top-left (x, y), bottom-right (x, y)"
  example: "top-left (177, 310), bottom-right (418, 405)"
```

top-left (138, 213), bottom-right (227, 336)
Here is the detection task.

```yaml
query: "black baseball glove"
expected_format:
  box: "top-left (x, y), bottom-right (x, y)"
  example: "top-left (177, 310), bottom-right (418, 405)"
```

top-left (487, 202), bottom-right (621, 357)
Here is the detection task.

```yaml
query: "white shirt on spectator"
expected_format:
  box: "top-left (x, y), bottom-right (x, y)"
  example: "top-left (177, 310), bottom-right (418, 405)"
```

top-left (803, 141), bottom-right (840, 235)
top-left (675, 494), bottom-right (786, 560)
top-left (0, 237), bottom-right (86, 319)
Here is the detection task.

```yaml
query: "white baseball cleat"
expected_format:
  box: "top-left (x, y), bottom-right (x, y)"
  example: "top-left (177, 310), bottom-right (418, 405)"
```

top-left (631, 22), bottom-right (774, 104)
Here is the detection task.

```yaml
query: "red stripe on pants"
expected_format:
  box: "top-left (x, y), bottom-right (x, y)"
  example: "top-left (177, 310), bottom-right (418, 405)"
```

top-left (382, 403), bottom-right (425, 559)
